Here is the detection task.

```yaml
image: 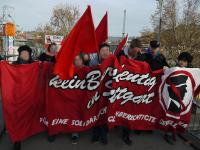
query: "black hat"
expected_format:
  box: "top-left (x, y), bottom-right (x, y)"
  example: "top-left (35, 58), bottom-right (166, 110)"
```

top-left (150, 40), bottom-right (160, 49)
top-left (177, 52), bottom-right (193, 63)
top-left (17, 45), bottom-right (32, 55)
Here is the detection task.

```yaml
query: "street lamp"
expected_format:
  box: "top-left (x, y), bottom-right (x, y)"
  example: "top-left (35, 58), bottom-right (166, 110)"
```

top-left (156, 0), bottom-right (163, 43)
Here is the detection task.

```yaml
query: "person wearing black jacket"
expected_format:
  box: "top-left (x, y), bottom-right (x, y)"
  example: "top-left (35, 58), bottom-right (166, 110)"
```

top-left (0, 50), bottom-right (5, 138)
top-left (164, 51), bottom-right (193, 145)
top-left (38, 43), bottom-right (57, 63)
top-left (38, 43), bottom-right (57, 143)
top-left (177, 52), bottom-right (193, 68)
top-left (117, 38), bottom-right (145, 146)
top-left (117, 38), bottom-right (145, 61)
top-left (142, 40), bottom-right (169, 71)
top-left (90, 43), bottom-right (112, 145)
top-left (12, 45), bottom-right (34, 150)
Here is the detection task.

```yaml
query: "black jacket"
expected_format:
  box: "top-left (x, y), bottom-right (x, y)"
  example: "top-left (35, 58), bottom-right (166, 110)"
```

top-left (117, 49), bottom-right (146, 61)
top-left (117, 50), bottom-right (169, 71)
top-left (141, 53), bottom-right (169, 71)
top-left (13, 58), bottom-right (34, 64)
top-left (38, 53), bottom-right (56, 63)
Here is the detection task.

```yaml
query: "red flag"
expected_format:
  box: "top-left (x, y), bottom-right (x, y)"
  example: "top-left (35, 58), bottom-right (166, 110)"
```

top-left (54, 6), bottom-right (97, 80)
top-left (95, 12), bottom-right (108, 48)
top-left (114, 34), bottom-right (128, 56)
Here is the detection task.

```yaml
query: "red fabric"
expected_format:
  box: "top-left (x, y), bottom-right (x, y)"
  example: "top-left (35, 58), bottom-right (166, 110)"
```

top-left (54, 6), bottom-right (98, 80)
top-left (95, 12), bottom-right (108, 48)
top-left (1, 57), bottom-right (200, 142)
top-left (114, 34), bottom-right (128, 56)
top-left (0, 61), bottom-right (49, 142)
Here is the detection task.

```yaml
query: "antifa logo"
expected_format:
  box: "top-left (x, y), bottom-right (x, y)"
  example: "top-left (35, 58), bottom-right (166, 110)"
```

top-left (167, 75), bottom-right (188, 113)
top-left (159, 71), bottom-right (194, 119)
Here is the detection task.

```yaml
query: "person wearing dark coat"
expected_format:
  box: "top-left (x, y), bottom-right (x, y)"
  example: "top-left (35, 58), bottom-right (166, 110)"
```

top-left (12, 45), bottom-right (34, 150)
top-left (177, 52), bottom-right (193, 68)
top-left (117, 38), bottom-right (145, 146)
top-left (164, 51), bottom-right (193, 145)
top-left (117, 38), bottom-right (145, 61)
top-left (142, 40), bottom-right (169, 71)
top-left (38, 44), bottom-right (57, 143)
top-left (13, 45), bottom-right (34, 64)
top-left (38, 43), bottom-right (57, 63)
top-left (90, 43), bottom-right (112, 145)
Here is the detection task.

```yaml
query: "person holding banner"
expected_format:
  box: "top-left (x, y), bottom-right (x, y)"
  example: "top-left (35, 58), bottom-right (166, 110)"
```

top-left (38, 43), bottom-right (57, 143)
top-left (0, 95), bottom-right (6, 139)
top-left (164, 51), bottom-right (193, 145)
top-left (143, 40), bottom-right (169, 71)
top-left (38, 43), bottom-right (57, 62)
top-left (117, 38), bottom-right (144, 61)
top-left (82, 53), bottom-right (91, 66)
top-left (117, 38), bottom-right (144, 145)
top-left (0, 51), bottom-right (6, 138)
top-left (90, 43), bottom-right (112, 145)
top-left (177, 52), bottom-right (193, 68)
top-left (70, 54), bottom-right (86, 144)
top-left (12, 45), bottom-right (34, 150)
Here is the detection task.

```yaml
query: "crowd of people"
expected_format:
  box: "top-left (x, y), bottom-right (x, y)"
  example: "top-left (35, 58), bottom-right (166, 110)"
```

top-left (0, 38), bottom-right (194, 150)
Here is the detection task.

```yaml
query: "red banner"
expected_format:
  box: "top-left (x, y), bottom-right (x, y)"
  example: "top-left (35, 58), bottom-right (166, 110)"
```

top-left (0, 61), bottom-right (49, 141)
top-left (1, 56), bottom-right (200, 142)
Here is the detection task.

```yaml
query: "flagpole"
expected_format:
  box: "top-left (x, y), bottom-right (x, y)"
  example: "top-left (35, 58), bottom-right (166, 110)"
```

top-left (122, 10), bottom-right (126, 38)
top-left (156, 0), bottom-right (163, 43)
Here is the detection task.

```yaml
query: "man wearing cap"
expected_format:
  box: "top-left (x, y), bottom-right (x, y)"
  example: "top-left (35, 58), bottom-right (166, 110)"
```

top-left (143, 40), bottom-right (169, 71)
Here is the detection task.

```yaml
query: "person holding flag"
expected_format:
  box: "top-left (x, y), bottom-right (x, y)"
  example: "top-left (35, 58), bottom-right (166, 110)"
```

top-left (117, 38), bottom-right (144, 61)
top-left (164, 51), bottom-right (193, 145)
top-left (116, 38), bottom-right (144, 145)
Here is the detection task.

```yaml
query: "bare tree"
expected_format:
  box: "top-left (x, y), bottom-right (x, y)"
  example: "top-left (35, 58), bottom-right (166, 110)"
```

top-left (50, 3), bottom-right (80, 36)
top-left (146, 0), bottom-right (200, 67)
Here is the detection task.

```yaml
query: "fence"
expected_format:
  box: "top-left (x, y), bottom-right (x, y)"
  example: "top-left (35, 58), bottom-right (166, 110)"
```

top-left (188, 93), bottom-right (200, 139)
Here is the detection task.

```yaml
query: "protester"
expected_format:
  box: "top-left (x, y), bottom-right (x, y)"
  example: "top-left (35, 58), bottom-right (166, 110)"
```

top-left (117, 38), bottom-right (144, 61)
top-left (71, 54), bottom-right (85, 144)
top-left (0, 49), bottom-right (5, 136)
top-left (164, 51), bottom-right (193, 145)
top-left (13, 45), bottom-right (34, 64)
top-left (90, 43), bottom-right (112, 145)
top-left (38, 43), bottom-right (57, 143)
top-left (0, 95), bottom-right (6, 138)
top-left (142, 40), bottom-right (169, 71)
top-left (117, 38), bottom-right (145, 145)
top-left (38, 43), bottom-right (57, 62)
top-left (89, 42), bottom-right (111, 66)
top-left (12, 45), bottom-right (34, 150)
top-left (177, 52), bottom-right (193, 68)
top-left (82, 53), bottom-right (91, 66)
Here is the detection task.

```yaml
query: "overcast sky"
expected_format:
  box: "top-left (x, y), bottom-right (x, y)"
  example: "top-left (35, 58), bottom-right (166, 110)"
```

top-left (0, 0), bottom-right (157, 37)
